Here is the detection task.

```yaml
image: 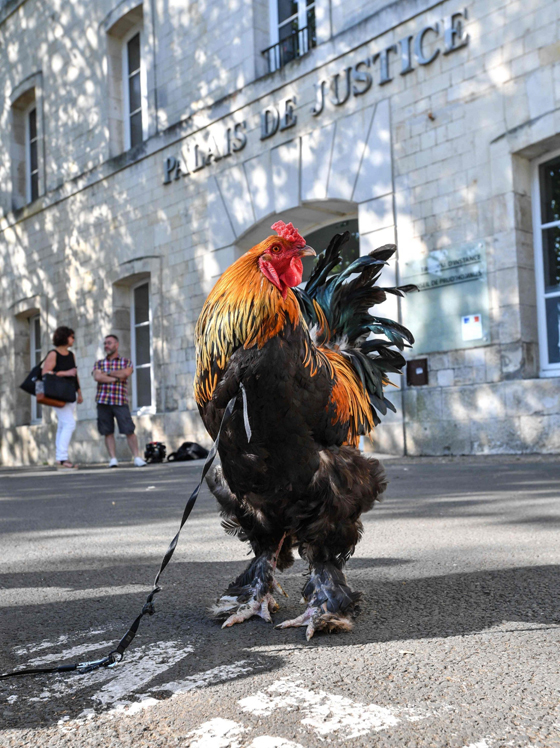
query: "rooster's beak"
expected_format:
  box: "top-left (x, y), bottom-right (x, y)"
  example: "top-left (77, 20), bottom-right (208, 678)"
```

top-left (298, 245), bottom-right (316, 258)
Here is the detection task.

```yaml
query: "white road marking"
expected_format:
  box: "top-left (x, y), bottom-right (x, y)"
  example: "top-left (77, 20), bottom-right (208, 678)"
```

top-left (239, 678), bottom-right (432, 739)
top-left (150, 661), bottom-right (254, 696)
top-left (247, 738), bottom-right (305, 748)
top-left (463, 741), bottom-right (492, 748)
top-left (25, 640), bottom-right (114, 665)
top-left (13, 627), bottom-right (107, 655)
top-left (185, 718), bottom-right (246, 748)
top-left (87, 640), bottom-right (194, 708)
top-left (8, 630), bottom-right (259, 731)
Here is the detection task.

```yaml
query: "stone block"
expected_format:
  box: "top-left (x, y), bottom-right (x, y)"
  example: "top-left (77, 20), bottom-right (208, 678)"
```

top-left (359, 226), bottom-right (396, 254)
top-left (526, 67), bottom-right (555, 120)
top-left (470, 417), bottom-right (525, 454)
top-left (216, 165), bottom-right (255, 237)
top-left (414, 387), bottom-right (443, 421)
top-left (353, 99), bottom-right (392, 203)
top-left (464, 347), bottom-right (486, 367)
top-left (358, 194), bottom-right (394, 236)
top-left (328, 105), bottom-right (375, 202)
top-left (437, 369), bottom-right (454, 387)
top-left (504, 377), bottom-right (560, 416)
top-left (205, 177), bottom-right (236, 251)
top-left (405, 419), bottom-right (471, 456)
top-left (369, 422), bottom-right (405, 456)
top-left (244, 152), bottom-right (274, 222)
top-left (498, 307), bottom-right (521, 345)
top-left (518, 414), bottom-right (560, 453)
top-left (271, 139), bottom-right (300, 214)
top-left (428, 353), bottom-right (449, 371)
top-left (301, 122), bottom-right (336, 202)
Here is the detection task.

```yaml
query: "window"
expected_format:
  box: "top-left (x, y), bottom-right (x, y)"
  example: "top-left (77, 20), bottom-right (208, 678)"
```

top-left (30, 314), bottom-right (42, 421)
top-left (533, 151), bottom-right (560, 375)
top-left (10, 83), bottom-right (42, 209)
top-left (26, 106), bottom-right (39, 203)
top-left (131, 281), bottom-right (153, 412)
top-left (264, 0), bottom-right (316, 73)
top-left (123, 28), bottom-right (146, 150)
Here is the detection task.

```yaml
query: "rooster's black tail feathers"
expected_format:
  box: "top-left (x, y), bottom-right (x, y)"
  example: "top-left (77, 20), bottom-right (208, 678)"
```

top-left (294, 232), bottom-right (418, 427)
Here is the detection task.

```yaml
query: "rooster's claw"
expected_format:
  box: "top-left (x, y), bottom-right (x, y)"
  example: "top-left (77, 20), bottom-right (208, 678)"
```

top-left (276, 604), bottom-right (353, 640)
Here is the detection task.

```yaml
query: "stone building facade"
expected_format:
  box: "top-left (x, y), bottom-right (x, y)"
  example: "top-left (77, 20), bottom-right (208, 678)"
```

top-left (1, 0), bottom-right (559, 464)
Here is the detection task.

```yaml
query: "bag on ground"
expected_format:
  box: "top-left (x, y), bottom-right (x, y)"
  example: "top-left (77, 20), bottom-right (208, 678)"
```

top-left (167, 441), bottom-right (209, 462)
top-left (144, 441), bottom-right (167, 463)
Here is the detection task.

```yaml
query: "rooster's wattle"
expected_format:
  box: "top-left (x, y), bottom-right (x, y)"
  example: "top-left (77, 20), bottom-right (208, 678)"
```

top-left (194, 221), bottom-right (415, 639)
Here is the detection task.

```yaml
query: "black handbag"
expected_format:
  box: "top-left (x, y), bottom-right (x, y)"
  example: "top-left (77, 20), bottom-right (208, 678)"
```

top-left (20, 362), bottom-right (44, 395)
top-left (42, 373), bottom-right (77, 403)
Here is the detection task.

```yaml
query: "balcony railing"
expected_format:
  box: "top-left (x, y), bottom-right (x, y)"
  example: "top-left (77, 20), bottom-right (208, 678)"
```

top-left (262, 24), bottom-right (316, 74)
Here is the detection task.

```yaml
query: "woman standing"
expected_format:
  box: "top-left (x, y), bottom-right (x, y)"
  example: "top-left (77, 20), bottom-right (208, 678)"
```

top-left (42, 326), bottom-right (83, 470)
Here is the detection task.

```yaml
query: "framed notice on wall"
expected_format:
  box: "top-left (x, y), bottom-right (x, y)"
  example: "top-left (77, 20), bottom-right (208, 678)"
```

top-left (399, 241), bottom-right (490, 354)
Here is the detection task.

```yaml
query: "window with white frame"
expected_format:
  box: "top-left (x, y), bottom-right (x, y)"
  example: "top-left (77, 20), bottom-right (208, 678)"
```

top-left (266, 0), bottom-right (316, 72)
top-left (26, 106), bottom-right (39, 203)
top-left (533, 150), bottom-right (560, 374)
top-left (10, 85), bottom-right (41, 209)
top-left (30, 314), bottom-right (42, 421)
top-left (131, 281), bottom-right (153, 412)
top-left (123, 28), bottom-right (146, 150)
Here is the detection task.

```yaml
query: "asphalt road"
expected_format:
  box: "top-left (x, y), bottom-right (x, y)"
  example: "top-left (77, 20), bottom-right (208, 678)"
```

top-left (0, 455), bottom-right (559, 748)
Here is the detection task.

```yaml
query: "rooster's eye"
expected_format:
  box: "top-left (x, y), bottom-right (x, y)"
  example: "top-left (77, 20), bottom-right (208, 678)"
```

top-left (271, 245), bottom-right (281, 253)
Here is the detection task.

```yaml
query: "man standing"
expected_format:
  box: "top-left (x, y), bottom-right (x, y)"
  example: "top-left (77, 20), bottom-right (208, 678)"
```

top-left (92, 334), bottom-right (147, 467)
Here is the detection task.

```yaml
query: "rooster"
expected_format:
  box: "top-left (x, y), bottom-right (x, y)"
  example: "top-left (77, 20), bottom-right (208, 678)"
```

top-left (194, 221), bottom-right (415, 639)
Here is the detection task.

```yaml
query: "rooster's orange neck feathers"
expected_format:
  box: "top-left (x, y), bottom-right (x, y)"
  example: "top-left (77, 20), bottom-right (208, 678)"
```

top-left (194, 248), bottom-right (302, 405)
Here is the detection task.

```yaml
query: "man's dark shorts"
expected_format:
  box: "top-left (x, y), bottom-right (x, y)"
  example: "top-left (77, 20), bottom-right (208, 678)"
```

top-left (97, 404), bottom-right (135, 436)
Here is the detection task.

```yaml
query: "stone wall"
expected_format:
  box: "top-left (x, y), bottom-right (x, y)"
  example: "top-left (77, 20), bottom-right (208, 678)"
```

top-left (2, 0), bottom-right (560, 464)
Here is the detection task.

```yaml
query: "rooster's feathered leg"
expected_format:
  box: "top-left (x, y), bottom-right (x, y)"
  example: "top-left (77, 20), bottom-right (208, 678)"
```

top-left (206, 466), bottom-right (290, 627)
top-left (276, 563), bottom-right (359, 640)
top-left (278, 447), bottom-right (387, 640)
top-left (211, 546), bottom-right (287, 627)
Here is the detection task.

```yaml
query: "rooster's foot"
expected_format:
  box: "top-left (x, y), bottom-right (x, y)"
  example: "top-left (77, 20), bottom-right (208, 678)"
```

top-left (276, 562), bottom-right (360, 640)
top-left (213, 591), bottom-right (279, 628)
top-left (210, 552), bottom-right (287, 628)
top-left (276, 604), bottom-right (353, 640)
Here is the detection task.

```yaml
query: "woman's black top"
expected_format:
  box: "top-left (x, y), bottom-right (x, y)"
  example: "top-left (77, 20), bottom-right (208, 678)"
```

top-left (51, 350), bottom-right (79, 391)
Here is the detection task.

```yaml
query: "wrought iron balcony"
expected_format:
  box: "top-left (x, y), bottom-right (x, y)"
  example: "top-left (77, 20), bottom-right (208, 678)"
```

top-left (262, 24), bottom-right (316, 74)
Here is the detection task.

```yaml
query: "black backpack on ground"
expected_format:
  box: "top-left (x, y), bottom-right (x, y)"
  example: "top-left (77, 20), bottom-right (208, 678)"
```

top-left (167, 441), bottom-right (209, 462)
top-left (144, 442), bottom-right (167, 463)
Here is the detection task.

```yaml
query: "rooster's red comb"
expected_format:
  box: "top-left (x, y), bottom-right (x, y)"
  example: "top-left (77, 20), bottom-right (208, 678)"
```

top-left (271, 220), bottom-right (306, 248)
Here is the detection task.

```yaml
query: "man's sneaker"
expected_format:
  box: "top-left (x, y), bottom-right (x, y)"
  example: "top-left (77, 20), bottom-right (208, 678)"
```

top-left (134, 457), bottom-right (147, 467)
top-left (108, 457), bottom-right (118, 468)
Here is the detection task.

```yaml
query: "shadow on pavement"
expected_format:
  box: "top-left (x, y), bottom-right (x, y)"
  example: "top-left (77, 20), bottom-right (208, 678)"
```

top-left (2, 558), bottom-right (559, 730)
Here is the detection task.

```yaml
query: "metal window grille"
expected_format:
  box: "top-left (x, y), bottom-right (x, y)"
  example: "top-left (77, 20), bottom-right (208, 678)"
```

top-left (263, 0), bottom-right (316, 74)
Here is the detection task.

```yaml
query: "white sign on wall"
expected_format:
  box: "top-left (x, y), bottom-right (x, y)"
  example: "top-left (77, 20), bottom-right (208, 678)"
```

top-left (461, 313), bottom-right (483, 341)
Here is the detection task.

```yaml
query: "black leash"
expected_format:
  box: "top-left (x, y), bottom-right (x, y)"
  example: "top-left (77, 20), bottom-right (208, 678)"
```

top-left (0, 389), bottom-right (246, 681)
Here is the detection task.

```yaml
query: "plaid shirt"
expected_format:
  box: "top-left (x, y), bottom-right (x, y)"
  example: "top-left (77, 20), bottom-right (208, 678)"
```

top-left (92, 356), bottom-right (132, 405)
